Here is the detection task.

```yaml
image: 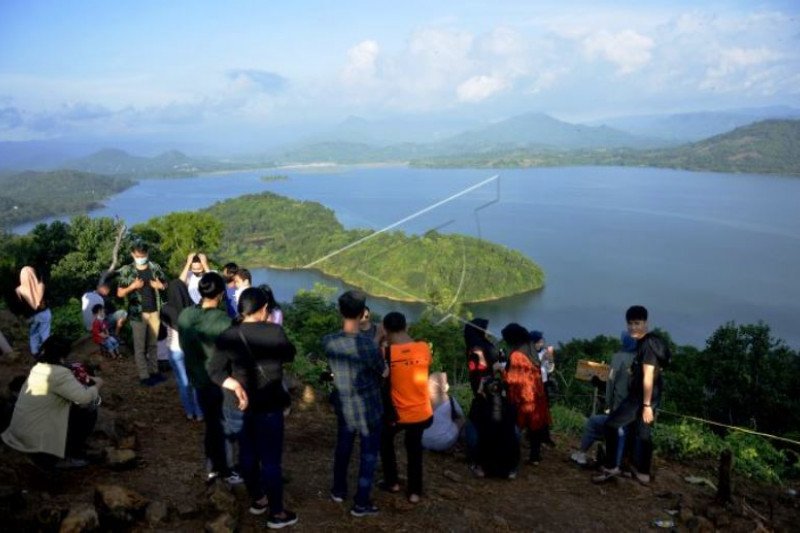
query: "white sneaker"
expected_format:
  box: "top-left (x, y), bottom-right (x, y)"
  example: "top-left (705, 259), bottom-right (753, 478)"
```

top-left (225, 471), bottom-right (244, 485)
top-left (570, 451), bottom-right (588, 465)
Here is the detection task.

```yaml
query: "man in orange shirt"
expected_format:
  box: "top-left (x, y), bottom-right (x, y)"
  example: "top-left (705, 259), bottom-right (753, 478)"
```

top-left (379, 312), bottom-right (433, 504)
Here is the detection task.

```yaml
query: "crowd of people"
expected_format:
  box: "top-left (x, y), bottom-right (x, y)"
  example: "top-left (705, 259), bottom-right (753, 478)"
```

top-left (1, 243), bottom-right (671, 529)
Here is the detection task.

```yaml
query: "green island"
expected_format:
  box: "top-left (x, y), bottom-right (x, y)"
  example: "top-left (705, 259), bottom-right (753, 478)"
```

top-left (260, 174), bottom-right (289, 182)
top-left (0, 170), bottom-right (134, 229)
top-left (205, 192), bottom-right (544, 303)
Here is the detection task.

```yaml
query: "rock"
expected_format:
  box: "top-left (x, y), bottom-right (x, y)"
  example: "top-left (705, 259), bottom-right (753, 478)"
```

top-left (492, 514), bottom-right (510, 530)
top-left (685, 515), bottom-right (715, 533)
top-left (145, 501), bottom-right (169, 525)
top-left (176, 502), bottom-right (200, 519)
top-left (443, 469), bottom-right (462, 483)
top-left (94, 484), bottom-right (148, 524)
top-left (436, 487), bottom-right (458, 500)
top-left (207, 482), bottom-right (237, 516)
top-left (205, 513), bottom-right (237, 533)
top-left (59, 503), bottom-right (99, 533)
top-left (104, 448), bottom-right (137, 470)
top-left (37, 505), bottom-right (65, 530)
top-left (116, 435), bottom-right (138, 450)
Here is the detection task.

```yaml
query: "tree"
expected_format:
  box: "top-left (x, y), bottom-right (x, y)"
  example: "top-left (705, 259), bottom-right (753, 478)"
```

top-left (131, 212), bottom-right (223, 276)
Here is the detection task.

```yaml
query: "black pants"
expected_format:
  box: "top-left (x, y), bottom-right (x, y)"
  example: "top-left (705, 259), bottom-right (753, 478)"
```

top-left (66, 404), bottom-right (97, 458)
top-left (196, 384), bottom-right (230, 476)
top-left (380, 417), bottom-right (432, 496)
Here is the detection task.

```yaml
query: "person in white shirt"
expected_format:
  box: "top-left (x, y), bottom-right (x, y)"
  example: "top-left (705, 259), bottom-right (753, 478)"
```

top-left (81, 280), bottom-right (127, 335)
top-left (180, 253), bottom-right (211, 305)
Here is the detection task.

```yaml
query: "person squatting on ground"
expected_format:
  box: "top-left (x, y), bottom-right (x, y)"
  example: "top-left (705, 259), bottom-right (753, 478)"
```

top-left (379, 311), bottom-right (433, 504)
top-left (14, 266), bottom-right (51, 356)
top-left (571, 332), bottom-right (637, 466)
top-left (210, 286), bottom-right (298, 529)
top-left (421, 371), bottom-right (465, 452)
top-left (81, 279), bottom-right (127, 337)
top-left (91, 304), bottom-right (121, 358)
top-left (117, 242), bottom-right (168, 386)
top-left (324, 290), bottom-right (387, 517)
top-left (161, 278), bottom-right (203, 421)
top-left (2, 335), bottom-right (102, 469)
top-left (596, 305), bottom-right (671, 484)
top-left (502, 323), bottom-right (552, 466)
top-left (177, 272), bottom-right (242, 485)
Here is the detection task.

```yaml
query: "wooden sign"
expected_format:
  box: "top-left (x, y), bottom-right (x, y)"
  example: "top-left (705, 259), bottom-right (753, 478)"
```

top-left (575, 359), bottom-right (610, 382)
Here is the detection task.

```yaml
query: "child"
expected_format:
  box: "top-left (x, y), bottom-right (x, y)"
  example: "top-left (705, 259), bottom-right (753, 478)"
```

top-left (91, 304), bottom-right (121, 358)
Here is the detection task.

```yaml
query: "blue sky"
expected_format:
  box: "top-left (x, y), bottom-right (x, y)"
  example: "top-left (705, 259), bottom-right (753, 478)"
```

top-left (1, 1), bottom-right (799, 149)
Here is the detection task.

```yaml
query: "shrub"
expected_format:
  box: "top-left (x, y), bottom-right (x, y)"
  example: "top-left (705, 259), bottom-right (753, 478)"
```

top-left (551, 404), bottom-right (587, 437)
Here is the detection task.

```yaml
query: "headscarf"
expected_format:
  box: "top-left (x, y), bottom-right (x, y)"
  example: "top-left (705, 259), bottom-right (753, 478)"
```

top-left (621, 331), bottom-right (638, 352)
top-left (428, 371), bottom-right (450, 409)
top-left (161, 278), bottom-right (192, 328)
top-left (16, 266), bottom-right (45, 311)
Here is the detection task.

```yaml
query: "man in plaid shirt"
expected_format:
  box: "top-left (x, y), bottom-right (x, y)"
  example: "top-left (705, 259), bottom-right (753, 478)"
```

top-left (324, 290), bottom-right (387, 517)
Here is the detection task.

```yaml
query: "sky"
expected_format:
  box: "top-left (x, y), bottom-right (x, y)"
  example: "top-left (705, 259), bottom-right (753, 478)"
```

top-left (1, 0), bottom-right (799, 151)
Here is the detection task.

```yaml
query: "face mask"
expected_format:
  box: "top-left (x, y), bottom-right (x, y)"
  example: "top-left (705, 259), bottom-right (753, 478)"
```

top-left (134, 257), bottom-right (148, 266)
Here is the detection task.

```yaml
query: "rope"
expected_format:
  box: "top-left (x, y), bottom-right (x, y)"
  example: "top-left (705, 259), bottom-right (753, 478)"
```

top-left (656, 408), bottom-right (800, 447)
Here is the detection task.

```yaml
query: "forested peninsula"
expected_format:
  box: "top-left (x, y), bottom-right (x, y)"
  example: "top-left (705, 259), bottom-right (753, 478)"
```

top-left (0, 170), bottom-right (134, 229)
top-left (205, 192), bottom-right (544, 303)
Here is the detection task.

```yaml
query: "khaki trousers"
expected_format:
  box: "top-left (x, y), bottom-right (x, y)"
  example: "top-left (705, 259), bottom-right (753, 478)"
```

top-left (131, 312), bottom-right (160, 380)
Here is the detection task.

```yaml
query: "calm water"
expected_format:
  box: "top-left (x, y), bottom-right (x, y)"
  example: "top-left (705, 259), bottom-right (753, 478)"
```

top-left (15, 166), bottom-right (800, 348)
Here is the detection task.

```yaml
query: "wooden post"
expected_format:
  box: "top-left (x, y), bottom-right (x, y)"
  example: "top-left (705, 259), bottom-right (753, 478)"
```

top-left (717, 449), bottom-right (733, 503)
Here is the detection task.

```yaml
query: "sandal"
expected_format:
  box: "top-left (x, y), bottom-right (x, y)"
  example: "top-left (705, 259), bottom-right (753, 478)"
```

top-left (591, 467), bottom-right (620, 484)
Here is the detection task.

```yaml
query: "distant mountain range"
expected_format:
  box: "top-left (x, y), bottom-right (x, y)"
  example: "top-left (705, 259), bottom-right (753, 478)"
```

top-left (593, 106), bottom-right (800, 142)
top-left (61, 148), bottom-right (241, 178)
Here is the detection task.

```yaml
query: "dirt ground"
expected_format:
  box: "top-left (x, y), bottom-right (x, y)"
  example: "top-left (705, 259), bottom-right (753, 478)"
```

top-left (0, 311), bottom-right (797, 532)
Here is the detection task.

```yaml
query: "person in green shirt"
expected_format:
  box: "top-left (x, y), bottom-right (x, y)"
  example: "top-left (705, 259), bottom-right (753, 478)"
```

top-left (117, 242), bottom-right (168, 385)
top-left (177, 272), bottom-right (238, 484)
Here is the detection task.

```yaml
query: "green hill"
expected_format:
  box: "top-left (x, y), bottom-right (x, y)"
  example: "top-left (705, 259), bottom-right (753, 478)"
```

top-left (64, 148), bottom-right (240, 178)
top-left (0, 170), bottom-right (134, 229)
top-left (206, 192), bottom-right (544, 303)
top-left (634, 119), bottom-right (800, 175)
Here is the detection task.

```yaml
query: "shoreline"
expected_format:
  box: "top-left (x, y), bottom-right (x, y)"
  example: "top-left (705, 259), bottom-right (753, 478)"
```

top-left (245, 261), bottom-right (544, 305)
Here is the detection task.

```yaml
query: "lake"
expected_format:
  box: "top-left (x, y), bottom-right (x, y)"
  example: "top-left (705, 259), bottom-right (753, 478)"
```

top-left (15, 165), bottom-right (800, 348)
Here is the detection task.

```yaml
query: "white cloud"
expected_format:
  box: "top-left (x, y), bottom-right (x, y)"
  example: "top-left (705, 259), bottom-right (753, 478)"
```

top-left (457, 75), bottom-right (508, 103)
top-left (583, 30), bottom-right (654, 74)
top-left (341, 40), bottom-right (380, 86)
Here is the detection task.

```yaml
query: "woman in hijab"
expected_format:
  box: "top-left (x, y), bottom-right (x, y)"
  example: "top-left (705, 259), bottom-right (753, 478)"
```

top-left (161, 278), bottom-right (203, 420)
top-left (502, 323), bottom-right (552, 465)
top-left (15, 266), bottom-right (51, 357)
top-left (464, 318), bottom-right (498, 396)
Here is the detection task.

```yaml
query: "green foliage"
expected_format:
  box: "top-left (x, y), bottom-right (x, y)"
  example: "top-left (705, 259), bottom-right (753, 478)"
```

top-left (50, 298), bottom-right (86, 341)
top-left (207, 192), bottom-right (545, 303)
top-left (724, 432), bottom-right (787, 484)
top-left (281, 287), bottom-right (341, 360)
top-left (550, 334), bottom-right (621, 413)
top-left (132, 212), bottom-right (223, 276)
top-left (654, 420), bottom-right (724, 460)
top-left (408, 313), bottom-right (467, 383)
top-left (550, 404), bottom-right (587, 437)
top-left (0, 170), bottom-right (134, 228)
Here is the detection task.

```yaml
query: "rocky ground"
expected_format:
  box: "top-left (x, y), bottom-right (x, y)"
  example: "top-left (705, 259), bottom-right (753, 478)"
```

top-left (0, 310), bottom-right (797, 532)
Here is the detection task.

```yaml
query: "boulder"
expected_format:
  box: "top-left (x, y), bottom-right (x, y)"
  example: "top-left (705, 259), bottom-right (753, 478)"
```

top-left (145, 501), bottom-right (169, 526)
top-left (94, 484), bottom-right (148, 524)
top-left (443, 469), bottom-right (462, 483)
top-left (59, 503), bottom-right (99, 533)
top-left (206, 482), bottom-right (237, 516)
top-left (205, 513), bottom-right (238, 533)
top-left (104, 447), bottom-right (137, 470)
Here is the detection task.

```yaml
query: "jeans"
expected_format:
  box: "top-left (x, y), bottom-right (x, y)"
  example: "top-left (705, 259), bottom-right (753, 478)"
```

top-left (196, 384), bottom-right (229, 476)
top-left (101, 336), bottom-right (120, 353)
top-left (380, 418), bottom-right (432, 496)
top-left (604, 398), bottom-right (655, 474)
top-left (332, 417), bottom-right (381, 507)
top-left (239, 410), bottom-right (285, 513)
top-left (223, 399), bottom-right (244, 470)
top-left (168, 349), bottom-right (202, 418)
top-left (580, 414), bottom-right (608, 451)
top-left (131, 312), bottom-right (160, 380)
top-left (29, 309), bottom-right (51, 355)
